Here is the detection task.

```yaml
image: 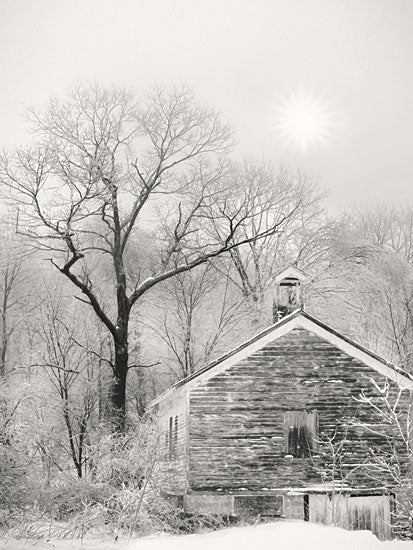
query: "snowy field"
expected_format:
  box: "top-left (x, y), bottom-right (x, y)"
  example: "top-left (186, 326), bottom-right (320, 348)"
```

top-left (2, 521), bottom-right (413, 550)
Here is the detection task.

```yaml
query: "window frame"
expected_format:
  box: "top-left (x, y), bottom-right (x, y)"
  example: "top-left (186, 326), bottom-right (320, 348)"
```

top-left (284, 410), bottom-right (318, 458)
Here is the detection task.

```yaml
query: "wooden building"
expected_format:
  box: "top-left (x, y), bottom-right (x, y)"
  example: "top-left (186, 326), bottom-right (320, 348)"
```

top-left (150, 267), bottom-right (413, 539)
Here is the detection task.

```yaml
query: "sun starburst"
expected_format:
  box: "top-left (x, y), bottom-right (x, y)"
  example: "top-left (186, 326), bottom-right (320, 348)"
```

top-left (272, 90), bottom-right (335, 152)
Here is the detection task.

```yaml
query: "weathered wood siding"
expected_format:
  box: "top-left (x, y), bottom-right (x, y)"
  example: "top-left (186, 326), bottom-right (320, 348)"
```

top-left (188, 328), bottom-right (409, 492)
top-left (155, 389), bottom-right (188, 495)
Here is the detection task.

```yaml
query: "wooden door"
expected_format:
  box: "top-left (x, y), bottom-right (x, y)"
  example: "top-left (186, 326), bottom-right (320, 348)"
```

top-left (347, 495), bottom-right (391, 540)
top-left (308, 493), bottom-right (391, 540)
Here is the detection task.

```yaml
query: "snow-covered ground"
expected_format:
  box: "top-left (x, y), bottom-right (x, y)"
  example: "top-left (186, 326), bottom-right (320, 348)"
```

top-left (2, 521), bottom-right (413, 550)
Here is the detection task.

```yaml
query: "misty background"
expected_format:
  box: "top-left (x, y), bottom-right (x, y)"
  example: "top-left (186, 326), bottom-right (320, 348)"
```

top-left (1, 0), bottom-right (412, 210)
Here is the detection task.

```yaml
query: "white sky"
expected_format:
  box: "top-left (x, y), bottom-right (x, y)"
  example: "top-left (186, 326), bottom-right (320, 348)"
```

top-left (1, 0), bottom-right (413, 211)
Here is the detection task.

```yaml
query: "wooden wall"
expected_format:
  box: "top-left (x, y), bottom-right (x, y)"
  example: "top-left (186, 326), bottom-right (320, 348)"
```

top-left (155, 388), bottom-right (188, 495)
top-left (187, 327), bottom-right (409, 492)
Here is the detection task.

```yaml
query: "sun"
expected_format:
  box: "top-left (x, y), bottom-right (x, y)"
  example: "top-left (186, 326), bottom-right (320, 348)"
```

top-left (272, 90), bottom-right (335, 153)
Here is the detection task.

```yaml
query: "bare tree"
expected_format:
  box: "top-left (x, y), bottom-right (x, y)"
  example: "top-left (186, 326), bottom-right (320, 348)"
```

top-left (0, 231), bottom-right (34, 377)
top-left (0, 389), bottom-right (29, 512)
top-left (0, 83), bottom-right (299, 431)
top-left (340, 202), bottom-right (413, 369)
top-left (213, 160), bottom-right (327, 306)
top-left (32, 293), bottom-right (99, 477)
top-left (155, 262), bottom-right (243, 379)
top-left (309, 220), bottom-right (413, 370)
top-left (0, 261), bottom-right (22, 377)
top-left (345, 201), bottom-right (413, 263)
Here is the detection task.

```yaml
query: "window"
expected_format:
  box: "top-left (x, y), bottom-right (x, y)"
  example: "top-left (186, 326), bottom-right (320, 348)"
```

top-left (168, 416), bottom-right (173, 459)
top-left (166, 415), bottom-right (179, 460)
top-left (173, 415), bottom-right (178, 450)
top-left (284, 410), bottom-right (318, 457)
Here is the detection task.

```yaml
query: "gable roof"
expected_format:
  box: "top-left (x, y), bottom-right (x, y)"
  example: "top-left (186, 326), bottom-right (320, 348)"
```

top-left (272, 265), bottom-right (311, 283)
top-left (150, 309), bottom-right (413, 407)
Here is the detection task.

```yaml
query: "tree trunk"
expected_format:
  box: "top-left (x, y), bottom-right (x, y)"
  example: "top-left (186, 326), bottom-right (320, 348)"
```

top-left (0, 289), bottom-right (8, 377)
top-left (110, 329), bottom-right (129, 432)
top-left (110, 193), bottom-right (131, 433)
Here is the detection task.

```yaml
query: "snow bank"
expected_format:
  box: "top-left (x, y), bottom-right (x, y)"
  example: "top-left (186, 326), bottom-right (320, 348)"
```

top-left (3, 521), bottom-right (413, 550)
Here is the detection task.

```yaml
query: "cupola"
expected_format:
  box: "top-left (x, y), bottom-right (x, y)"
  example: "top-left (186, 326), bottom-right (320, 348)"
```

top-left (272, 265), bottom-right (311, 322)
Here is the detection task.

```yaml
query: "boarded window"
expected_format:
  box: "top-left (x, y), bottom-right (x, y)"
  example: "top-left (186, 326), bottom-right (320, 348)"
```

top-left (167, 415), bottom-right (179, 460)
top-left (168, 416), bottom-right (173, 459)
top-left (284, 410), bottom-right (318, 457)
top-left (173, 416), bottom-right (178, 450)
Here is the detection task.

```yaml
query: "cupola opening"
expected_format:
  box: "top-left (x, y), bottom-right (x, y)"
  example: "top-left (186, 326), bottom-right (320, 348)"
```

top-left (272, 265), bottom-right (311, 322)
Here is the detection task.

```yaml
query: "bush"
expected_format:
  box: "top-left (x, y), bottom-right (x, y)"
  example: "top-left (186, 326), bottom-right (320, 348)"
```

top-left (0, 443), bottom-right (32, 529)
top-left (35, 478), bottom-right (115, 521)
top-left (0, 421), bottom-right (227, 540)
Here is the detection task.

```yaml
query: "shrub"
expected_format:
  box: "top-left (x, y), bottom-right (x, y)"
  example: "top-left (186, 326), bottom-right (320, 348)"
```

top-left (35, 478), bottom-right (115, 521)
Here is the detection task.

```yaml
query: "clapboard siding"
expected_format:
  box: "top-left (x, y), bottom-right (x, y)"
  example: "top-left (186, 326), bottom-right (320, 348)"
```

top-left (188, 328), bottom-right (409, 491)
top-left (156, 391), bottom-right (188, 495)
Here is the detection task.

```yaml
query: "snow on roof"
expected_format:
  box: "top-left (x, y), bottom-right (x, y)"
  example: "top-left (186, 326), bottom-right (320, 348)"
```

top-left (272, 264), bottom-right (311, 283)
top-left (150, 309), bottom-right (413, 407)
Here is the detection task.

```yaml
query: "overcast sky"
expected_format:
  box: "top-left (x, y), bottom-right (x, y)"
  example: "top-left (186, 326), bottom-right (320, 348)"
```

top-left (1, 0), bottom-right (412, 211)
